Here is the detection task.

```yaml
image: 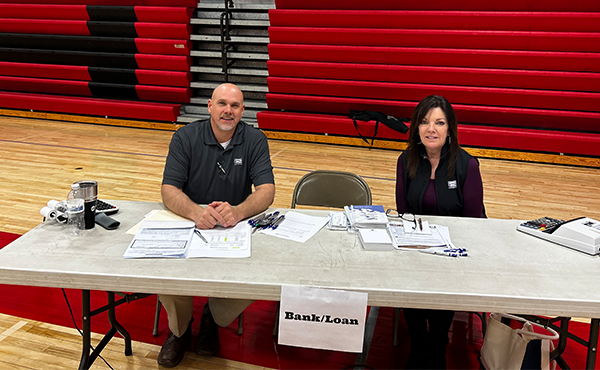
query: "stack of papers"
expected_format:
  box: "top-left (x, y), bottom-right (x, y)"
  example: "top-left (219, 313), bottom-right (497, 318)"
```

top-left (259, 211), bottom-right (329, 243)
top-left (123, 219), bottom-right (252, 259)
top-left (387, 223), bottom-right (454, 251)
top-left (344, 205), bottom-right (389, 231)
top-left (357, 228), bottom-right (393, 251)
top-left (123, 220), bottom-right (195, 258)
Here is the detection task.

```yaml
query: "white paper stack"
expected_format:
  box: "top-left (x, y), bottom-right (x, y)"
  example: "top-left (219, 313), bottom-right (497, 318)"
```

top-left (344, 205), bottom-right (389, 230)
top-left (357, 228), bottom-right (393, 251)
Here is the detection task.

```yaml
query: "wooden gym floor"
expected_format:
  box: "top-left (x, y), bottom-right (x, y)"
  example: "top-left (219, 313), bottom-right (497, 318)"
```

top-left (1, 115), bottom-right (600, 369)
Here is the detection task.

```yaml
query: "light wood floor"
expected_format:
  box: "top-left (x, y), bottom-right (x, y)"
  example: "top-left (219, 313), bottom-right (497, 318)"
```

top-left (1, 116), bottom-right (600, 369)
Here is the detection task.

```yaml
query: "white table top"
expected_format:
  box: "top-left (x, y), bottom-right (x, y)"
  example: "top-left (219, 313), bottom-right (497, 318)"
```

top-left (1, 200), bottom-right (599, 318)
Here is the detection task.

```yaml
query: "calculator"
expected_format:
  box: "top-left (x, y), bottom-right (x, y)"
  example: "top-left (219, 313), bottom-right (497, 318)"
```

top-left (96, 199), bottom-right (119, 215)
top-left (518, 217), bottom-right (565, 234)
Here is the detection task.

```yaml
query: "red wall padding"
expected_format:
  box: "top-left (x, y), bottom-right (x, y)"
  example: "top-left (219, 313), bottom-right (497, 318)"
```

top-left (269, 10), bottom-right (600, 32)
top-left (258, 111), bottom-right (600, 157)
top-left (267, 61), bottom-right (600, 93)
top-left (0, 91), bottom-right (180, 122)
top-left (274, 0), bottom-right (600, 12)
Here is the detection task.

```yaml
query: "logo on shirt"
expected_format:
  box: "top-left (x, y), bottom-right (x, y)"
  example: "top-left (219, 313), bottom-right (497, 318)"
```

top-left (447, 180), bottom-right (457, 189)
top-left (234, 158), bottom-right (243, 166)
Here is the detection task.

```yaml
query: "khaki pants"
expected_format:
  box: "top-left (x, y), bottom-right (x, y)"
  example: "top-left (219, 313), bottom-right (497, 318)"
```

top-left (159, 295), bottom-right (253, 337)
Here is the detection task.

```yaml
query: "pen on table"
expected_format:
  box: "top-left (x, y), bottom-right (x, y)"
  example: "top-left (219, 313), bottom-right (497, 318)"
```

top-left (418, 218), bottom-right (423, 231)
top-left (216, 161), bottom-right (226, 175)
top-left (419, 249), bottom-right (458, 257)
top-left (194, 229), bottom-right (208, 243)
top-left (249, 213), bottom-right (268, 227)
top-left (270, 215), bottom-right (285, 229)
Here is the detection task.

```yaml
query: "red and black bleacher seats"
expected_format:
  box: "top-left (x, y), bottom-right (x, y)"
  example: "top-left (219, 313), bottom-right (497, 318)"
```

top-left (260, 0), bottom-right (600, 157)
top-left (0, 2), bottom-right (193, 122)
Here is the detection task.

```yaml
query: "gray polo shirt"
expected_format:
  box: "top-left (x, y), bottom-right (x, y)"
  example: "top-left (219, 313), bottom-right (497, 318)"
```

top-left (162, 119), bottom-right (274, 206)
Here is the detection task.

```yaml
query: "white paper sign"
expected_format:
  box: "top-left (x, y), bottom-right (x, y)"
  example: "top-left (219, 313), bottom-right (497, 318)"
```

top-left (278, 285), bottom-right (368, 353)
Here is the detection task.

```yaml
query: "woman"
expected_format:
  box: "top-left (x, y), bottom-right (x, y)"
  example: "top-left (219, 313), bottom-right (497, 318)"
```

top-left (396, 95), bottom-right (484, 369)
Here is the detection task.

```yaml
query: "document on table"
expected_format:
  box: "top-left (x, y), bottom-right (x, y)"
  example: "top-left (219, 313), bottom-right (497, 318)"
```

top-left (126, 209), bottom-right (189, 235)
top-left (259, 211), bottom-right (329, 243)
top-left (187, 222), bottom-right (251, 258)
top-left (123, 220), bottom-right (195, 258)
top-left (387, 222), bottom-right (452, 250)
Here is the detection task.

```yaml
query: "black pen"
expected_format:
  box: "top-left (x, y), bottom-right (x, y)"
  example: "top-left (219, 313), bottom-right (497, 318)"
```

top-left (418, 218), bottom-right (423, 231)
top-left (194, 229), bottom-right (208, 243)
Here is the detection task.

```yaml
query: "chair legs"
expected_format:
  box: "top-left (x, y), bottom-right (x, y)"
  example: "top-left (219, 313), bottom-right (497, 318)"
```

top-left (273, 302), bottom-right (280, 336)
top-left (392, 309), bottom-right (487, 346)
top-left (153, 296), bottom-right (243, 337)
top-left (153, 296), bottom-right (161, 337)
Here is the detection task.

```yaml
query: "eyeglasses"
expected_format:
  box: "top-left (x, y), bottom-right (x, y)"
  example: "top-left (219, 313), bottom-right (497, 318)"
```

top-left (386, 209), bottom-right (417, 229)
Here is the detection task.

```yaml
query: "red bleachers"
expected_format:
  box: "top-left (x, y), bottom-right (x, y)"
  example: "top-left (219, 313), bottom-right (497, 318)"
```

top-left (0, 0), bottom-right (196, 6)
top-left (258, 111), bottom-right (600, 157)
top-left (0, 4), bottom-right (89, 20)
top-left (274, 0), bottom-right (600, 12)
top-left (269, 10), bottom-right (600, 32)
top-left (0, 19), bottom-right (191, 39)
top-left (0, 75), bottom-right (191, 103)
top-left (0, 5), bottom-right (192, 23)
top-left (261, 1), bottom-right (600, 157)
top-left (0, 3), bottom-right (193, 122)
top-left (0, 91), bottom-right (180, 122)
top-left (267, 61), bottom-right (600, 93)
top-left (0, 61), bottom-right (192, 87)
top-left (268, 45), bottom-right (600, 73)
top-left (269, 28), bottom-right (600, 53)
top-left (268, 77), bottom-right (600, 113)
top-left (266, 94), bottom-right (600, 132)
top-left (0, 61), bottom-right (90, 81)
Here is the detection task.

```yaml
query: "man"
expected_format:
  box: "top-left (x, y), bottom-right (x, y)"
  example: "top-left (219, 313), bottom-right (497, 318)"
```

top-left (158, 83), bottom-right (275, 367)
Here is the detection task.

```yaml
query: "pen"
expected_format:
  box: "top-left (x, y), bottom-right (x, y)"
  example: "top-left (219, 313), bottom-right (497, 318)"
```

top-left (194, 229), bottom-right (208, 243)
top-left (418, 218), bottom-right (423, 231)
top-left (271, 215), bottom-right (285, 229)
top-left (249, 213), bottom-right (267, 227)
top-left (419, 249), bottom-right (459, 257)
top-left (217, 161), bottom-right (226, 175)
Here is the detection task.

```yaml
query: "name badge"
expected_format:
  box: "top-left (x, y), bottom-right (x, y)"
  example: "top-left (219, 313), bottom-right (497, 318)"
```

top-left (448, 180), bottom-right (457, 189)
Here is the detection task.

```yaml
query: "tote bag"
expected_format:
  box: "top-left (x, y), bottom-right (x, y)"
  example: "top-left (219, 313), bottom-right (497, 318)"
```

top-left (480, 313), bottom-right (559, 370)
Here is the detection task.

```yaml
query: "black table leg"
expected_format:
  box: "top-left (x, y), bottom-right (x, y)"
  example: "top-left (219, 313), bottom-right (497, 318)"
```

top-left (107, 291), bottom-right (133, 356)
top-left (587, 318), bottom-right (599, 370)
top-left (78, 290), bottom-right (91, 370)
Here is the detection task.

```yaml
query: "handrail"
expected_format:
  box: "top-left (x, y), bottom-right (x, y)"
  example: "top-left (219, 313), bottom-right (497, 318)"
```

top-left (219, 0), bottom-right (235, 82)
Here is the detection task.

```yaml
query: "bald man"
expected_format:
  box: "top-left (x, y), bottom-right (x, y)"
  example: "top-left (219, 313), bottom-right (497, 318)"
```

top-left (158, 83), bottom-right (275, 367)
